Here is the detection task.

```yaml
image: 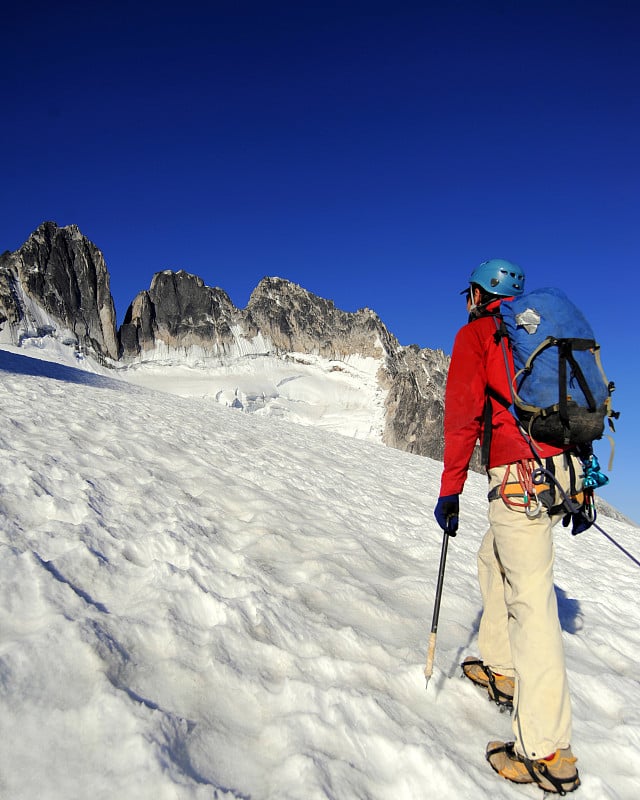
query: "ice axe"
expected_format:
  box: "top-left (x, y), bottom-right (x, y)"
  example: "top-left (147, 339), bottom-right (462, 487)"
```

top-left (424, 523), bottom-right (452, 691)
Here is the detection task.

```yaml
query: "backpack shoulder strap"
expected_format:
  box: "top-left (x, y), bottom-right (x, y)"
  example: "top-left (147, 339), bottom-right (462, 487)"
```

top-left (487, 315), bottom-right (545, 462)
top-left (480, 387), bottom-right (512, 466)
top-left (492, 315), bottom-right (517, 407)
top-left (480, 316), bottom-right (514, 466)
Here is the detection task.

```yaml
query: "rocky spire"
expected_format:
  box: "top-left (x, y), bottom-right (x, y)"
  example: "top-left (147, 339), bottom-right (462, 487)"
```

top-left (119, 270), bottom-right (240, 357)
top-left (0, 222), bottom-right (119, 360)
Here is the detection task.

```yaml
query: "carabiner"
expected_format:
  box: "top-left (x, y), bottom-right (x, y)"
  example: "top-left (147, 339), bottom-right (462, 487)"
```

top-left (525, 495), bottom-right (543, 519)
top-left (583, 488), bottom-right (597, 523)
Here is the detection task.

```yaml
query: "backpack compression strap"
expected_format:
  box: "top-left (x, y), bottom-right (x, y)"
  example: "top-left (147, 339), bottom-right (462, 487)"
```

top-left (517, 336), bottom-right (599, 425)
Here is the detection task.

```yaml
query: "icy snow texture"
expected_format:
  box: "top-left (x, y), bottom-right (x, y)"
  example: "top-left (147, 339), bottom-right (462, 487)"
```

top-left (0, 344), bottom-right (639, 799)
top-left (119, 351), bottom-right (387, 442)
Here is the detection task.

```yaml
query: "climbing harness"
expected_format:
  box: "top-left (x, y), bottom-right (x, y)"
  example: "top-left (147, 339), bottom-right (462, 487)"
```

top-left (487, 459), bottom-right (545, 518)
top-left (487, 457), bottom-right (579, 519)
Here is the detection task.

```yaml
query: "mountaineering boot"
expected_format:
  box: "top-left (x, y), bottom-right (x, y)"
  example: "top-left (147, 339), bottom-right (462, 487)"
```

top-left (486, 741), bottom-right (580, 795)
top-left (461, 657), bottom-right (514, 709)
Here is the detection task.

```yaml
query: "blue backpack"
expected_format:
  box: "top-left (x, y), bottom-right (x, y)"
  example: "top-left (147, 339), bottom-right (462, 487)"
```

top-left (495, 288), bottom-right (617, 449)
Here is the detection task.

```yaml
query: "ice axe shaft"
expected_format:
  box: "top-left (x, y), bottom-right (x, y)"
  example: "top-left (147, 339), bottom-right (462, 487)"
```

top-left (424, 528), bottom-right (450, 690)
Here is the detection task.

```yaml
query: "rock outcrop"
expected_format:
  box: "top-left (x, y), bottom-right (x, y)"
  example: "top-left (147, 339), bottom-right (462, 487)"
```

top-left (244, 276), bottom-right (395, 360)
top-left (0, 222), bottom-right (118, 361)
top-left (119, 273), bottom-right (397, 362)
top-left (119, 270), bottom-right (240, 357)
top-left (382, 344), bottom-right (449, 459)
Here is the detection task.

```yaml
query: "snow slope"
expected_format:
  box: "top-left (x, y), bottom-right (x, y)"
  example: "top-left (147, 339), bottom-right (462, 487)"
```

top-left (0, 345), bottom-right (639, 800)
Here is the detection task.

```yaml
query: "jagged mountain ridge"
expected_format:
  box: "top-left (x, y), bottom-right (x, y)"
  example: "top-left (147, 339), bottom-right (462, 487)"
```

top-left (0, 221), bottom-right (449, 460)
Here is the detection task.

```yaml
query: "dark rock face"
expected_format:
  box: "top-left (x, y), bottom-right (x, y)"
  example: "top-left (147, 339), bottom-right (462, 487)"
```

top-left (0, 256), bottom-right (17, 330)
top-left (382, 345), bottom-right (449, 459)
top-left (0, 222), bottom-right (118, 360)
top-left (119, 271), bottom-right (239, 357)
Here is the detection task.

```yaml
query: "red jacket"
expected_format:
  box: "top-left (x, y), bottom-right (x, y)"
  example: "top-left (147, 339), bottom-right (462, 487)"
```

top-left (439, 304), bottom-right (563, 497)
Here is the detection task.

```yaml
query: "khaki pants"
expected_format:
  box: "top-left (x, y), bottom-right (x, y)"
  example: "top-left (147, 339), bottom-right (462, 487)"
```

top-left (477, 452), bottom-right (582, 759)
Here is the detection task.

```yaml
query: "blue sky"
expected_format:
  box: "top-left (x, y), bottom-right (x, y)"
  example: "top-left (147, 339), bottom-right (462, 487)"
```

top-left (2, 1), bottom-right (638, 522)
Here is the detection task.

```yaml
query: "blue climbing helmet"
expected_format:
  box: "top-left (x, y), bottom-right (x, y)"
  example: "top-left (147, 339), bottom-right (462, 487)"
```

top-left (469, 258), bottom-right (525, 297)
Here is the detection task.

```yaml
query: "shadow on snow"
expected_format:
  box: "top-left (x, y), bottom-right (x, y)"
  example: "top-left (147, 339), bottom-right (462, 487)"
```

top-left (0, 348), bottom-right (123, 391)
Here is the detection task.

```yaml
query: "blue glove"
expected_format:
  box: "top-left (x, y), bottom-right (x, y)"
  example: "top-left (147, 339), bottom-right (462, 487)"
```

top-left (434, 494), bottom-right (459, 536)
top-left (562, 510), bottom-right (593, 535)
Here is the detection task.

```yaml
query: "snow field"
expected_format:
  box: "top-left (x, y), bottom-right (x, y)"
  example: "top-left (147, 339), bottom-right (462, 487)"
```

top-left (0, 347), bottom-right (639, 799)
